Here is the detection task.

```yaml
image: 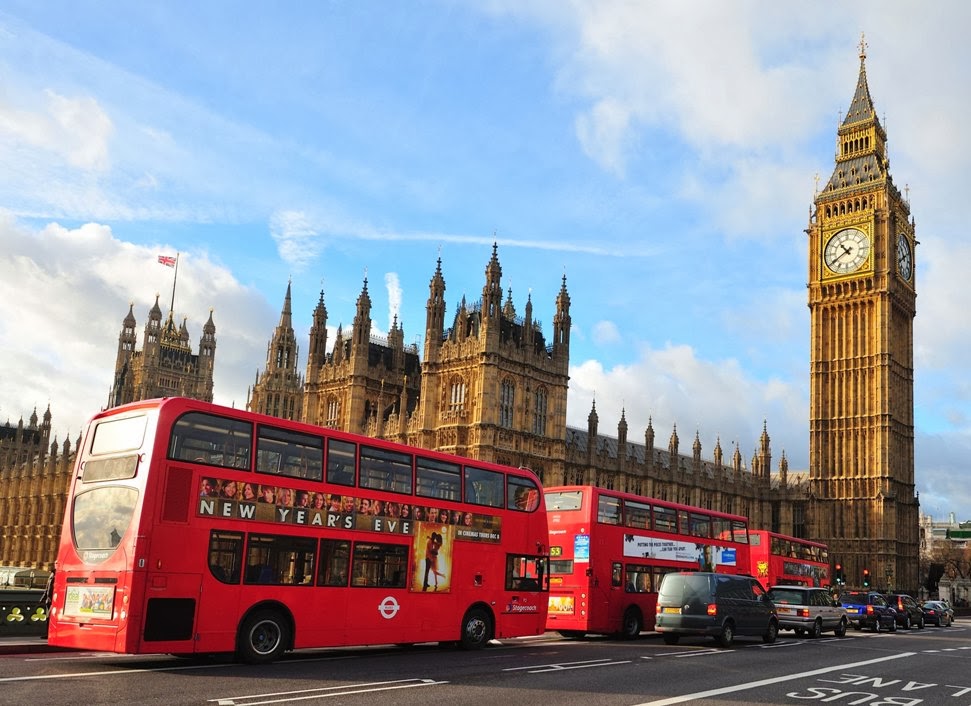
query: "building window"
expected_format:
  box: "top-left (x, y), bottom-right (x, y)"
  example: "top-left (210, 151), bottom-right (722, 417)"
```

top-left (793, 502), bottom-right (806, 539)
top-left (325, 397), bottom-right (340, 427)
top-left (532, 387), bottom-right (547, 436)
top-left (500, 379), bottom-right (515, 428)
top-left (449, 379), bottom-right (466, 413)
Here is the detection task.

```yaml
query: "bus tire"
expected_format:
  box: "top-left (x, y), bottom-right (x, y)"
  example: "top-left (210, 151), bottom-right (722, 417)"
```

top-left (237, 609), bottom-right (289, 664)
top-left (620, 607), bottom-right (642, 640)
top-left (459, 607), bottom-right (492, 650)
top-left (662, 633), bottom-right (680, 645)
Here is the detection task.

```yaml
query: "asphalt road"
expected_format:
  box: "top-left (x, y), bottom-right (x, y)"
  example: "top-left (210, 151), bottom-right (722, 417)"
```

top-left (1, 623), bottom-right (968, 705)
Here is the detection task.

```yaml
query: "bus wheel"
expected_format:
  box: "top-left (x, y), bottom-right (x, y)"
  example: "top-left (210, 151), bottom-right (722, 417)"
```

top-left (459, 608), bottom-right (492, 650)
top-left (237, 609), bottom-right (289, 664)
top-left (620, 608), bottom-right (642, 640)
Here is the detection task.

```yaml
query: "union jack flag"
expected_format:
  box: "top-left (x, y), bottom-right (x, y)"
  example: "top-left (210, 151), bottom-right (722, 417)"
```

top-left (158, 255), bottom-right (177, 267)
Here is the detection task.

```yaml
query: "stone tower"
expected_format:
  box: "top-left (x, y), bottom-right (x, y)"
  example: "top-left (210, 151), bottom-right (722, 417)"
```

top-left (108, 295), bottom-right (216, 407)
top-left (807, 38), bottom-right (919, 591)
top-left (248, 281), bottom-right (304, 420)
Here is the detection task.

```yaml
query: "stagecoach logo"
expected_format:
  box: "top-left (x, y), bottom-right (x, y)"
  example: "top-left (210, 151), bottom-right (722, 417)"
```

top-left (378, 596), bottom-right (401, 619)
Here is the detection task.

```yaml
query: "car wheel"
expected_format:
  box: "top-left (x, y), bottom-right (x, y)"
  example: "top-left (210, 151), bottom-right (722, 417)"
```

top-left (835, 618), bottom-right (847, 638)
top-left (917, 616), bottom-right (924, 630)
top-left (889, 619), bottom-right (897, 633)
top-left (763, 620), bottom-right (779, 644)
top-left (809, 618), bottom-right (823, 639)
top-left (662, 633), bottom-right (680, 645)
top-left (717, 621), bottom-right (735, 648)
top-left (902, 615), bottom-right (910, 630)
top-left (874, 619), bottom-right (882, 633)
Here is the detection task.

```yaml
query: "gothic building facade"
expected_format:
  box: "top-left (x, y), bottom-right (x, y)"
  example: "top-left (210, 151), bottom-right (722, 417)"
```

top-left (247, 281), bottom-right (303, 421)
top-left (108, 295), bottom-right (216, 408)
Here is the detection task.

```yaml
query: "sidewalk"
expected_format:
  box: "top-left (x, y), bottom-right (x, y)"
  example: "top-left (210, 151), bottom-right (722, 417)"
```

top-left (0, 635), bottom-right (72, 655)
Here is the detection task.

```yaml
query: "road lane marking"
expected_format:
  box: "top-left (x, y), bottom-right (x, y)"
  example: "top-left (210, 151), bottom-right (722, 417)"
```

top-left (210, 678), bottom-right (447, 705)
top-left (504, 657), bottom-right (632, 673)
top-left (633, 651), bottom-right (916, 706)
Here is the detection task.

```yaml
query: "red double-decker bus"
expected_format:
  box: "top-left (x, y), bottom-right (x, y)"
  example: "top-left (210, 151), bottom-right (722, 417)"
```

top-left (48, 398), bottom-right (549, 662)
top-left (748, 530), bottom-right (829, 588)
top-left (543, 485), bottom-right (750, 638)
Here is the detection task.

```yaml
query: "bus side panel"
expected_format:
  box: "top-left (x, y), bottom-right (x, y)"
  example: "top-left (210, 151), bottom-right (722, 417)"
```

top-left (136, 572), bottom-right (202, 654)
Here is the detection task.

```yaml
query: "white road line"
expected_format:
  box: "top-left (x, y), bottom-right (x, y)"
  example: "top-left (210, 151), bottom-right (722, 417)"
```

top-left (524, 660), bottom-right (632, 673)
top-left (503, 658), bottom-right (616, 671)
top-left (210, 679), bottom-right (447, 705)
top-left (633, 652), bottom-right (916, 706)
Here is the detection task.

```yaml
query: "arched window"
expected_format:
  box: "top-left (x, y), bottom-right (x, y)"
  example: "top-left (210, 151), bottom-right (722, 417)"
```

top-left (325, 397), bottom-right (340, 428)
top-left (500, 379), bottom-right (515, 428)
top-left (449, 378), bottom-right (466, 413)
top-left (532, 387), bottom-right (547, 436)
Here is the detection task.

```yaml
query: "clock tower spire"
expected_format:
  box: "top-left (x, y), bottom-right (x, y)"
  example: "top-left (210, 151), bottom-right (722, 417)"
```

top-left (807, 35), bottom-right (918, 593)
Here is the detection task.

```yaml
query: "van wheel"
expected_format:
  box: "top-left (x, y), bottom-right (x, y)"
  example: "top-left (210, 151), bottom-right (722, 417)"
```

top-left (662, 633), bottom-right (680, 645)
top-left (620, 608), bottom-right (642, 640)
top-left (809, 618), bottom-right (822, 639)
top-left (459, 607), bottom-right (492, 650)
top-left (763, 620), bottom-right (779, 644)
top-left (888, 620), bottom-right (896, 633)
top-left (237, 609), bottom-right (289, 664)
top-left (717, 621), bottom-right (735, 648)
top-left (874, 619), bottom-right (882, 633)
top-left (835, 619), bottom-right (847, 637)
top-left (902, 615), bottom-right (911, 630)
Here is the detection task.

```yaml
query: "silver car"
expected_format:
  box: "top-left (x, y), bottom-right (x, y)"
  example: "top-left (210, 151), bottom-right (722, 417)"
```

top-left (768, 585), bottom-right (847, 638)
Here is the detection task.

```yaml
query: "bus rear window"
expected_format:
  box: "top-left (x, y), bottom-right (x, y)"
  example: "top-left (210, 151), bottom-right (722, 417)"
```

top-left (72, 487), bottom-right (138, 563)
top-left (545, 491), bottom-right (583, 511)
top-left (90, 415), bottom-right (147, 455)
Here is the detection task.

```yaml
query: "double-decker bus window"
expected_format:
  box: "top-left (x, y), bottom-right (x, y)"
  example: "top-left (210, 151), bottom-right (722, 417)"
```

top-left (507, 476), bottom-right (541, 511)
top-left (208, 531), bottom-right (243, 584)
top-left (464, 466), bottom-right (503, 508)
top-left (359, 446), bottom-right (413, 494)
top-left (597, 494), bottom-right (621, 525)
top-left (90, 414), bottom-right (148, 455)
top-left (351, 543), bottom-right (408, 588)
top-left (416, 458), bottom-right (461, 500)
top-left (625, 564), bottom-right (652, 593)
top-left (710, 516), bottom-right (732, 542)
top-left (244, 534), bottom-right (316, 586)
top-left (83, 455), bottom-right (140, 483)
top-left (72, 487), bottom-right (138, 563)
top-left (689, 512), bottom-right (711, 538)
top-left (170, 412), bottom-right (252, 469)
top-left (625, 500), bottom-right (651, 528)
top-left (548, 559), bottom-right (573, 575)
top-left (505, 555), bottom-right (547, 592)
top-left (544, 490), bottom-right (583, 511)
top-left (326, 438), bottom-right (356, 486)
top-left (653, 505), bottom-right (677, 532)
top-left (317, 539), bottom-right (350, 586)
top-left (677, 510), bottom-right (689, 535)
top-left (256, 425), bottom-right (323, 480)
top-left (732, 521), bottom-right (749, 544)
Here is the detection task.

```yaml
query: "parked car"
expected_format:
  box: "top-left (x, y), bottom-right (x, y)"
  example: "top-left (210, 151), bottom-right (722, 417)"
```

top-left (838, 591), bottom-right (897, 632)
top-left (655, 572), bottom-right (779, 647)
top-left (921, 600), bottom-right (953, 627)
top-left (767, 585), bottom-right (847, 638)
top-left (885, 593), bottom-right (924, 629)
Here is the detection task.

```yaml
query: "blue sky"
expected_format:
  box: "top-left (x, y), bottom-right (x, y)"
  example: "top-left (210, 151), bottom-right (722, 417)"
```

top-left (1, 2), bottom-right (969, 521)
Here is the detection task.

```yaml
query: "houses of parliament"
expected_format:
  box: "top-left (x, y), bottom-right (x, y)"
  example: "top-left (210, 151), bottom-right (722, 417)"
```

top-left (0, 45), bottom-right (920, 593)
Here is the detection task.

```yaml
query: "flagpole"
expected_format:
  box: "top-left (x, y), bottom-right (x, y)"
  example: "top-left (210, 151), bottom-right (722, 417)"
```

top-left (169, 253), bottom-right (180, 314)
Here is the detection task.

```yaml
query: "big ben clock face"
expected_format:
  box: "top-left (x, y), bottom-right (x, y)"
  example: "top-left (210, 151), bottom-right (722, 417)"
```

top-left (897, 233), bottom-right (913, 281)
top-left (824, 228), bottom-right (870, 274)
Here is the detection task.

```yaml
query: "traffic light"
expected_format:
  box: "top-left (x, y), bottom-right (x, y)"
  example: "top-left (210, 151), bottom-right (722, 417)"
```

top-left (835, 563), bottom-right (844, 585)
top-left (862, 568), bottom-right (870, 588)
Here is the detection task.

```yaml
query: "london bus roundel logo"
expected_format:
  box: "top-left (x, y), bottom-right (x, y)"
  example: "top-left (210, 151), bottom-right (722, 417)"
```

top-left (378, 596), bottom-right (401, 620)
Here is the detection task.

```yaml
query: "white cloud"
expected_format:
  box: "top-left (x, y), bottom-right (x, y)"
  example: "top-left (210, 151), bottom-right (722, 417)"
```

top-left (592, 319), bottom-right (621, 345)
top-left (269, 209), bottom-right (322, 271)
top-left (0, 216), bottom-right (274, 437)
top-left (385, 272), bottom-right (402, 328)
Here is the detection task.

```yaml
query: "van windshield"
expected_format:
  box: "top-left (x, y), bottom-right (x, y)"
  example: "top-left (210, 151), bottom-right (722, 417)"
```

top-left (659, 574), bottom-right (711, 603)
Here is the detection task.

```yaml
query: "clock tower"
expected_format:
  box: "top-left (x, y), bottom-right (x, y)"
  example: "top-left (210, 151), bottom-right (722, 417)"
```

top-left (808, 37), bottom-right (919, 592)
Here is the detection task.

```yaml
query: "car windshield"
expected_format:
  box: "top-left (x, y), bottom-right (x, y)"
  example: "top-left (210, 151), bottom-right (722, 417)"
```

top-left (767, 588), bottom-right (806, 605)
